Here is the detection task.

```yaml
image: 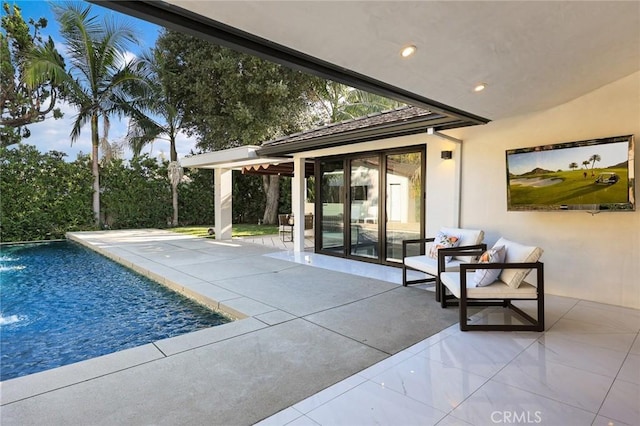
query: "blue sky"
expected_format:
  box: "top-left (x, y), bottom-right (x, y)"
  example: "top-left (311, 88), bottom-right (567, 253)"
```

top-left (11, 0), bottom-right (197, 160)
top-left (507, 141), bottom-right (629, 175)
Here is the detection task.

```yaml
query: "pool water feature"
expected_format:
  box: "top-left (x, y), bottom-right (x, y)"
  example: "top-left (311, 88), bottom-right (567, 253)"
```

top-left (0, 241), bottom-right (230, 381)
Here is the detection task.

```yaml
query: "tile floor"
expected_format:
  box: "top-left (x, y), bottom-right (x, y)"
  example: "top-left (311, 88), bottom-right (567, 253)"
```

top-left (255, 250), bottom-right (640, 426)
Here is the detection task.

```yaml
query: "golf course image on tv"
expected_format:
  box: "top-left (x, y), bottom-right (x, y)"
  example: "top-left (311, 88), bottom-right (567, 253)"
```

top-left (506, 135), bottom-right (635, 211)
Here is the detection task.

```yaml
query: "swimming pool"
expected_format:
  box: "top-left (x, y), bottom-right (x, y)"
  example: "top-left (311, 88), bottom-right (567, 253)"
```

top-left (0, 241), bottom-right (230, 381)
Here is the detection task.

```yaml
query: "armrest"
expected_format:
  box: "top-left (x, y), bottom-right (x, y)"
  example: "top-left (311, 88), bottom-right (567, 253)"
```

top-left (402, 237), bottom-right (435, 258)
top-left (459, 261), bottom-right (543, 272)
top-left (458, 261), bottom-right (544, 298)
top-left (436, 244), bottom-right (487, 273)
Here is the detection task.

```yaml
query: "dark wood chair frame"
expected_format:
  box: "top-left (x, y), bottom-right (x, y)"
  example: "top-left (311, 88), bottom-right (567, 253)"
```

top-left (402, 238), bottom-right (486, 302)
top-left (278, 214), bottom-right (294, 242)
top-left (439, 248), bottom-right (545, 332)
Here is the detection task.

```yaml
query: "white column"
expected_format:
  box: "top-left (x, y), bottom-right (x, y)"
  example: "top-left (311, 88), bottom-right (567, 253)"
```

top-left (214, 168), bottom-right (233, 240)
top-left (292, 156), bottom-right (305, 252)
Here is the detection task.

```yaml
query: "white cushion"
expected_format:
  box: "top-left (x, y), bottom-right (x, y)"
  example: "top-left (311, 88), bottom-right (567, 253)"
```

top-left (495, 237), bottom-right (543, 288)
top-left (440, 227), bottom-right (484, 263)
top-left (441, 271), bottom-right (538, 299)
top-left (404, 255), bottom-right (463, 276)
top-left (474, 245), bottom-right (506, 287)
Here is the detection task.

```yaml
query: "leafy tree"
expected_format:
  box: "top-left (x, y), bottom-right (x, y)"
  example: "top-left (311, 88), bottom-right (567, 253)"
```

top-left (26, 3), bottom-right (142, 225)
top-left (0, 2), bottom-right (65, 146)
top-left (155, 30), bottom-right (321, 224)
top-left (569, 162), bottom-right (578, 171)
top-left (310, 81), bottom-right (405, 124)
top-left (582, 160), bottom-right (590, 169)
top-left (124, 47), bottom-right (186, 226)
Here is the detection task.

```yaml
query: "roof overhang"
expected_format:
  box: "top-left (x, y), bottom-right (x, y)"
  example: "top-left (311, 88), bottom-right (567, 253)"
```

top-left (91, 0), bottom-right (489, 129)
top-left (258, 108), bottom-right (455, 157)
top-left (181, 145), bottom-right (287, 170)
top-left (93, 1), bottom-right (639, 122)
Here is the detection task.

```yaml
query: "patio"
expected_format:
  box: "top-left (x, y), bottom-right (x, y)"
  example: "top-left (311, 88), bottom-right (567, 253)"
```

top-left (1, 229), bottom-right (637, 425)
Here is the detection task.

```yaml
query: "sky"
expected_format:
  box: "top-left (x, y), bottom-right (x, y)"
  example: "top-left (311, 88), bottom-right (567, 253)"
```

top-left (507, 140), bottom-right (629, 175)
top-left (10, 0), bottom-right (198, 161)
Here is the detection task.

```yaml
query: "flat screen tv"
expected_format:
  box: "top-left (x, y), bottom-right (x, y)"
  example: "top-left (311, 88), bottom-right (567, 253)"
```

top-left (506, 135), bottom-right (635, 212)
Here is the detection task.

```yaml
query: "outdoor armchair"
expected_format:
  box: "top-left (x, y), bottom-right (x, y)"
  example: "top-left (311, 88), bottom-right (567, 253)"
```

top-left (439, 238), bottom-right (544, 331)
top-left (402, 227), bottom-right (485, 302)
top-left (278, 214), bottom-right (294, 242)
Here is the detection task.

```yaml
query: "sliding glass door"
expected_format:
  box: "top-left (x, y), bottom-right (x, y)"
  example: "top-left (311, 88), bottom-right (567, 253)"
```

top-left (316, 147), bottom-right (424, 265)
top-left (350, 156), bottom-right (380, 259)
top-left (385, 153), bottom-right (423, 262)
top-left (318, 160), bottom-right (345, 255)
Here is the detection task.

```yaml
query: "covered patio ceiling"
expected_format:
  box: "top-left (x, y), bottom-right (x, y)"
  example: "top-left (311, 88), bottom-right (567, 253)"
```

top-left (95, 1), bottom-right (639, 124)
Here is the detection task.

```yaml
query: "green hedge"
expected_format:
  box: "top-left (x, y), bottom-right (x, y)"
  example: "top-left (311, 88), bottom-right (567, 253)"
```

top-left (0, 145), bottom-right (290, 242)
top-left (0, 145), bottom-right (94, 241)
top-left (101, 156), bottom-right (172, 229)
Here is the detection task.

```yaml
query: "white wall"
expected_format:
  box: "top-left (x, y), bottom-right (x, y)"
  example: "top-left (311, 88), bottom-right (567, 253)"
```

top-left (448, 71), bottom-right (640, 309)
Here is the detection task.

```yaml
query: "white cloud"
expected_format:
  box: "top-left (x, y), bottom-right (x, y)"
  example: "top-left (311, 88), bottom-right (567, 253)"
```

top-left (136, 129), bottom-right (198, 162)
top-left (22, 97), bottom-right (198, 162)
top-left (116, 50), bottom-right (138, 70)
top-left (23, 101), bottom-right (88, 159)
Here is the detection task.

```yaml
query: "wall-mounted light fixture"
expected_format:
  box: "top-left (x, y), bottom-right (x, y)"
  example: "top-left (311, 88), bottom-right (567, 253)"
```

top-left (441, 150), bottom-right (453, 160)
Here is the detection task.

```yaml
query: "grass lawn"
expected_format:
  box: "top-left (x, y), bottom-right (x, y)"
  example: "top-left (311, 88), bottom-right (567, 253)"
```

top-left (170, 224), bottom-right (279, 239)
top-left (509, 168), bottom-right (628, 207)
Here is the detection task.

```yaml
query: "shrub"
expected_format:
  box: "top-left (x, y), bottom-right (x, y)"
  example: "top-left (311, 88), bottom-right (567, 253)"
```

top-left (0, 145), bottom-right (94, 241)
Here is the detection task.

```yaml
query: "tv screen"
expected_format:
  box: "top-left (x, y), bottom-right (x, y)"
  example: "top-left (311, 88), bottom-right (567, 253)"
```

top-left (506, 135), bottom-right (635, 212)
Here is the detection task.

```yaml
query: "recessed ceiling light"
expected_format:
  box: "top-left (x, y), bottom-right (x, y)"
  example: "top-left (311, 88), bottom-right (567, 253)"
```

top-left (474, 83), bottom-right (487, 92)
top-left (400, 45), bottom-right (417, 58)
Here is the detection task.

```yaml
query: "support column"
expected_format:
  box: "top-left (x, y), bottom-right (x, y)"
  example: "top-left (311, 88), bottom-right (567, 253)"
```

top-left (292, 156), bottom-right (305, 253)
top-left (214, 168), bottom-right (233, 240)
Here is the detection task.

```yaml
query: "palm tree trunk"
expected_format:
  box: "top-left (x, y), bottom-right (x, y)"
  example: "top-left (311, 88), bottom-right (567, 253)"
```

top-left (170, 134), bottom-right (178, 226)
top-left (91, 114), bottom-right (100, 226)
top-left (171, 185), bottom-right (179, 226)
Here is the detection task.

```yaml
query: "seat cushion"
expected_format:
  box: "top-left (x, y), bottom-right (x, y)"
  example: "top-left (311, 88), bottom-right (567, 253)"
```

top-left (441, 271), bottom-right (538, 299)
top-left (495, 237), bottom-right (543, 288)
top-left (404, 255), bottom-right (463, 276)
top-left (440, 227), bottom-right (484, 263)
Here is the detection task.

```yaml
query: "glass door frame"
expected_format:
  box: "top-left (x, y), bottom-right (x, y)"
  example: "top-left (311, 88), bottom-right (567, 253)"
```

top-left (314, 145), bottom-right (426, 266)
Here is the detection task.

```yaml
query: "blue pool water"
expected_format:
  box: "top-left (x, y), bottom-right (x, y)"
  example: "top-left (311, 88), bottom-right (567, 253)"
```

top-left (0, 241), bottom-right (230, 381)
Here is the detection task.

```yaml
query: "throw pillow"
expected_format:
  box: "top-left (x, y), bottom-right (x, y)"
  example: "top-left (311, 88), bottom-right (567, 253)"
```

top-left (428, 231), bottom-right (461, 263)
top-left (473, 245), bottom-right (506, 287)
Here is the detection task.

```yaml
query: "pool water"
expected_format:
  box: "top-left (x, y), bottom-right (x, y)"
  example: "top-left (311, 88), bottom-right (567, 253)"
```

top-left (0, 241), bottom-right (230, 381)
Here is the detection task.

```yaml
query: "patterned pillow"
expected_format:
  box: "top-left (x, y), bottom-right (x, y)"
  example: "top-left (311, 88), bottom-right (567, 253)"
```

top-left (473, 245), bottom-right (506, 287)
top-left (428, 231), bottom-right (461, 263)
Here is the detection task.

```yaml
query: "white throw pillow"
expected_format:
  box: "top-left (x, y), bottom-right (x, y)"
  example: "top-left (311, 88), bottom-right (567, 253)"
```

top-left (474, 245), bottom-right (506, 287)
top-left (495, 237), bottom-right (543, 288)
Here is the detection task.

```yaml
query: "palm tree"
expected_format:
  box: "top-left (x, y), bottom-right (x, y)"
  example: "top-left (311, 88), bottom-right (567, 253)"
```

top-left (26, 3), bottom-right (141, 225)
top-left (125, 47), bottom-right (185, 226)
top-left (582, 160), bottom-right (590, 169)
top-left (311, 81), bottom-right (406, 123)
top-left (569, 162), bottom-right (578, 171)
top-left (589, 154), bottom-right (601, 176)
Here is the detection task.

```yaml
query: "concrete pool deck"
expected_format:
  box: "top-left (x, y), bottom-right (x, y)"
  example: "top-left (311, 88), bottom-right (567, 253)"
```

top-left (1, 229), bottom-right (457, 425)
